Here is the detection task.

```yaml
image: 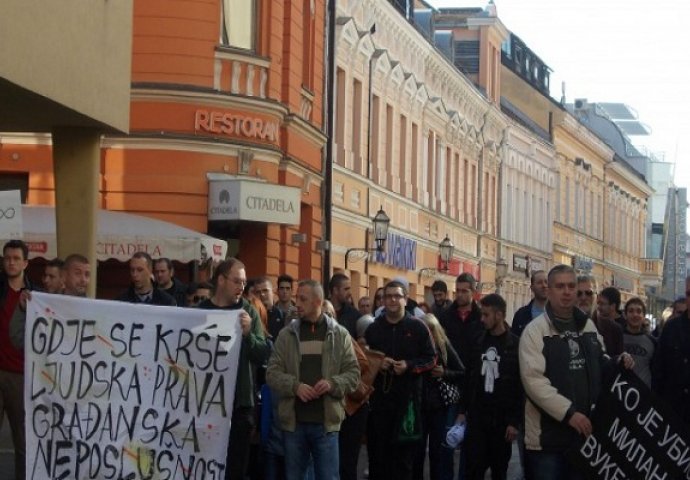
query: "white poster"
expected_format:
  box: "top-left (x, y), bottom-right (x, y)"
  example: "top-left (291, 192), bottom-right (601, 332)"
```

top-left (0, 190), bottom-right (22, 239)
top-left (24, 292), bottom-right (242, 479)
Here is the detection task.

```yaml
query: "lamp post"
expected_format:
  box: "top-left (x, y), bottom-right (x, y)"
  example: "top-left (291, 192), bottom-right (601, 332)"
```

top-left (495, 257), bottom-right (509, 294)
top-left (439, 234), bottom-right (454, 272)
top-left (418, 234), bottom-right (455, 279)
top-left (345, 207), bottom-right (390, 269)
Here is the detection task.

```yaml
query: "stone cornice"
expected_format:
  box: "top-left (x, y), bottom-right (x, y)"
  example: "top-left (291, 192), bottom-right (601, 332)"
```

top-left (558, 113), bottom-right (614, 161)
top-left (131, 88), bottom-right (289, 120)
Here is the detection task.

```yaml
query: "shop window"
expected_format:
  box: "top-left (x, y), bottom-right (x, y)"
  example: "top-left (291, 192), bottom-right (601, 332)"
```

top-left (222, 0), bottom-right (256, 50)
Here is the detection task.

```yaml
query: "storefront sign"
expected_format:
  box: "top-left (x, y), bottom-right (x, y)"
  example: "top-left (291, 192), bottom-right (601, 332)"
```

top-left (195, 110), bottom-right (280, 143)
top-left (437, 258), bottom-right (479, 278)
top-left (374, 233), bottom-right (417, 270)
top-left (513, 254), bottom-right (529, 273)
top-left (208, 179), bottom-right (301, 225)
top-left (568, 367), bottom-right (690, 479)
top-left (573, 256), bottom-right (593, 272)
top-left (613, 275), bottom-right (634, 292)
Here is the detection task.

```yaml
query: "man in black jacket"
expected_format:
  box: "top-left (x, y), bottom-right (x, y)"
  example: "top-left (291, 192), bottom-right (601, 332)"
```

top-left (117, 251), bottom-right (176, 305)
top-left (440, 273), bottom-right (483, 371)
top-left (462, 294), bottom-right (522, 480)
top-left (329, 272), bottom-right (360, 338)
top-left (511, 270), bottom-right (547, 338)
top-left (0, 240), bottom-right (31, 480)
top-left (153, 257), bottom-right (187, 306)
top-left (365, 280), bottom-right (436, 480)
top-left (654, 275), bottom-right (690, 425)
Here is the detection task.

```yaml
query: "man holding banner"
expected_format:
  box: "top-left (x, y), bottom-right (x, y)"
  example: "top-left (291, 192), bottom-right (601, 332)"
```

top-left (519, 264), bottom-right (633, 480)
top-left (198, 258), bottom-right (271, 480)
top-left (0, 240), bottom-right (31, 480)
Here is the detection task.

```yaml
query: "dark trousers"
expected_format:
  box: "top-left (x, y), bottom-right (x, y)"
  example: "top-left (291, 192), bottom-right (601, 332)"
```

top-left (413, 407), bottom-right (456, 480)
top-left (338, 403), bottom-right (369, 480)
top-left (464, 416), bottom-right (512, 480)
top-left (367, 406), bottom-right (418, 480)
top-left (0, 370), bottom-right (24, 480)
top-left (227, 407), bottom-right (255, 480)
top-left (525, 451), bottom-right (585, 480)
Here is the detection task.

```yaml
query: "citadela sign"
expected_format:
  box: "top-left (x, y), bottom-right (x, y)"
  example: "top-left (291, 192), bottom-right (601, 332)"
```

top-left (567, 366), bottom-right (690, 480)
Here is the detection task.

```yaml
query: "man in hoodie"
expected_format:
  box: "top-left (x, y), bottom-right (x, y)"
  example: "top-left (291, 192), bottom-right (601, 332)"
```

top-left (266, 279), bottom-right (359, 480)
top-left (365, 280), bottom-right (437, 480)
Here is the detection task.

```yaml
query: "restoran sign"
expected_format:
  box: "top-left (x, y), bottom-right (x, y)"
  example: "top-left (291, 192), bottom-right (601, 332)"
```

top-left (208, 179), bottom-right (301, 225)
top-left (194, 109), bottom-right (280, 144)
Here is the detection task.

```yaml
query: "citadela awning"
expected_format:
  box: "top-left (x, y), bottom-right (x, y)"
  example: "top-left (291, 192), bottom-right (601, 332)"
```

top-left (6, 205), bottom-right (227, 263)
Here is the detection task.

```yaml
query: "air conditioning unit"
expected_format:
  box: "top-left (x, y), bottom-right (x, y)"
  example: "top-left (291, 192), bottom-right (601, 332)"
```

top-left (574, 98), bottom-right (588, 109)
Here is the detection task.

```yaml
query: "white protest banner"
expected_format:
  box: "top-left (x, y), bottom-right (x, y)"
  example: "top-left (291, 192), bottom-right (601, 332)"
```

top-left (0, 190), bottom-right (22, 239)
top-left (24, 292), bottom-right (242, 480)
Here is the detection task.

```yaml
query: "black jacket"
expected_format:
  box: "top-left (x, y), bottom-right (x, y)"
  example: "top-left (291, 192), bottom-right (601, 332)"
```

top-left (440, 301), bottom-right (483, 370)
top-left (653, 313), bottom-right (690, 424)
top-left (162, 277), bottom-right (188, 307)
top-left (461, 328), bottom-right (522, 428)
top-left (336, 302), bottom-right (360, 338)
top-left (511, 299), bottom-right (540, 338)
top-left (365, 312), bottom-right (437, 411)
top-left (116, 285), bottom-right (176, 306)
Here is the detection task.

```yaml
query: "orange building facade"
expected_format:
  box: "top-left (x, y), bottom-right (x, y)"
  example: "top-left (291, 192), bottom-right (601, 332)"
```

top-left (0, 0), bottom-right (327, 284)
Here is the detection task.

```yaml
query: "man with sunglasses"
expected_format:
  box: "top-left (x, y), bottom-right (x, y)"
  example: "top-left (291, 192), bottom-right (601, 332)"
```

top-left (576, 275), bottom-right (624, 356)
top-left (575, 275), bottom-right (596, 316)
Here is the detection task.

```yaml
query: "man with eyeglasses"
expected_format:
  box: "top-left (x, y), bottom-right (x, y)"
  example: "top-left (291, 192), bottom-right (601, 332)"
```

top-left (198, 258), bottom-right (271, 480)
top-left (365, 280), bottom-right (436, 479)
top-left (653, 275), bottom-right (690, 425)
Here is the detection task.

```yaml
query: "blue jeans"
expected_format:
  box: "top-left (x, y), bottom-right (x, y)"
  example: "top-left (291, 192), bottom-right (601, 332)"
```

top-left (525, 451), bottom-right (585, 480)
top-left (284, 423), bottom-right (339, 480)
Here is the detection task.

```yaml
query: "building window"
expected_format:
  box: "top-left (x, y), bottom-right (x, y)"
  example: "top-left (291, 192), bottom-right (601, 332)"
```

top-left (222, 0), bottom-right (256, 50)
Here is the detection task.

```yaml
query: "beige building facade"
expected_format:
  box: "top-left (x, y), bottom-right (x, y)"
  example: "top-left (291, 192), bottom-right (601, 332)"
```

top-left (332, 0), bottom-right (506, 304)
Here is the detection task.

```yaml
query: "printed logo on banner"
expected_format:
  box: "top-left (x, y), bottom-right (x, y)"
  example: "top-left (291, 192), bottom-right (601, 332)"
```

top-left (567, 366), bottom-right (690, 480)
top-left (25, 293), bottom-right (242, 480)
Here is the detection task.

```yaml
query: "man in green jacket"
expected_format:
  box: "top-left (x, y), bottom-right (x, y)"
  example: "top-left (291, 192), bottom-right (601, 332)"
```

top-left (198, 258), bottom-right (270, 480)
top-left (266, 279), bottom-right (360, 480)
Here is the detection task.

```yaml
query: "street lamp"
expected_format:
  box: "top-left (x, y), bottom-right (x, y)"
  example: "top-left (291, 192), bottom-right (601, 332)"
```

top-left (419, 234), bottom-right (455, 279)
top-left (439, 234), bottom-right (454, 272)
top-left (496, 257), bottom-right (509, 294)
top-left (345, 207), bottom-right (390, 269)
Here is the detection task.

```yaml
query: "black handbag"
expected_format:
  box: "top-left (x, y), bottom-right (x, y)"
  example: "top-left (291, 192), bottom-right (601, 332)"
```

top-left (437, 377), bottom-right (461, 407)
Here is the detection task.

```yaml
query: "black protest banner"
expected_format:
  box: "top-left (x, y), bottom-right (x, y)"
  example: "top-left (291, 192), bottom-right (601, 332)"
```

top-left (25, 292), bottom-right (241, 480)
top-left (568, 365), bottom-right (690, 480)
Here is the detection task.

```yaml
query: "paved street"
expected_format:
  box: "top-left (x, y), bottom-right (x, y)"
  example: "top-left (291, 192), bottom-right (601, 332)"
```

top-left (0, 423), bottom-right (523, 480)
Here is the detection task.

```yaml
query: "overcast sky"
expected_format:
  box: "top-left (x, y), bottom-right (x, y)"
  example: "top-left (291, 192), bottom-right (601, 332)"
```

top-left (431, 0), bottom-right (690, 192)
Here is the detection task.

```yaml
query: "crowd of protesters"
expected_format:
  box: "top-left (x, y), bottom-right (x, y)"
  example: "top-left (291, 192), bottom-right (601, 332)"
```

top-left (1, 238), bottom-right (690, 480)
